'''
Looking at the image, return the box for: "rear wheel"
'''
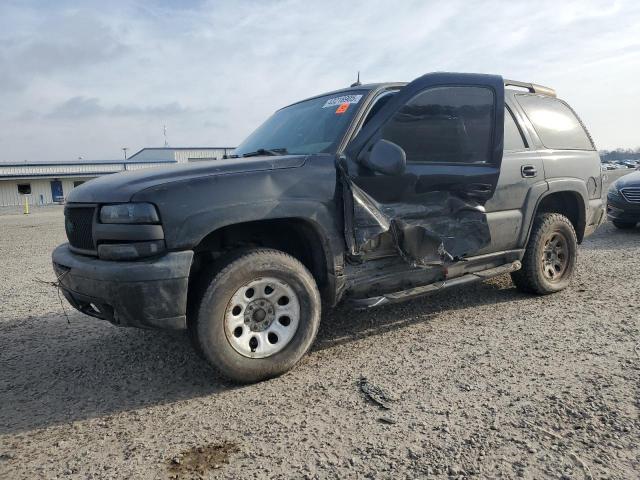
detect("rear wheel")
[191,248,321,383]
[511,213,577,295]
[612,220,636,230]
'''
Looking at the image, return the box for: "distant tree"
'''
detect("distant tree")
[599,148,640,163]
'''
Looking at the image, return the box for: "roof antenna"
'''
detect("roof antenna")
[350,71,361,87]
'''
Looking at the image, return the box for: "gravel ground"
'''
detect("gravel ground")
[1,188,639,479]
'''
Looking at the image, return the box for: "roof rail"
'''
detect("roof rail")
[504,79,556,97]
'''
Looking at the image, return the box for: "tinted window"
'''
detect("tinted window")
[504,107,526,151]
[517,95,593,150]
[362,91,397,127]
[380,86,495,164]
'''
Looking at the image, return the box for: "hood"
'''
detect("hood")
[67,155,307,203]
[613,170,640,190]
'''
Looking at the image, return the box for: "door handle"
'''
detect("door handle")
[521,165,537,178]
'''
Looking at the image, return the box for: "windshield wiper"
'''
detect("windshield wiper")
[241,147,288,158]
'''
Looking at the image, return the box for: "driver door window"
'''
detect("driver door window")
[380,86,495,164]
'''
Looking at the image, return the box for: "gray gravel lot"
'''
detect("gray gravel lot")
[1,174,639,479]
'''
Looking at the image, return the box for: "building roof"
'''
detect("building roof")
[0,159,175,167]
[0,147,237,179]
[127,147,235,162]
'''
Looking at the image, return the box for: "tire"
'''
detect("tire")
[612,220,636,230]
[511,213,578,295]
[191,248,321,383]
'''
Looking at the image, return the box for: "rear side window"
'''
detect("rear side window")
[380,86,495,164]
[516,95,594,150]
[504,107,526,151]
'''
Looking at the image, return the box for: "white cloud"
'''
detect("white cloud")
[0,0,638,161]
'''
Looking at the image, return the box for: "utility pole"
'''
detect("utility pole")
[122,147,128,160]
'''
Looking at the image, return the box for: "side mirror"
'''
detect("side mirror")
[362,139,406,175]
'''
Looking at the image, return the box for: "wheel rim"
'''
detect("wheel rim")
[541,231,569,282]
[224,276,300,359]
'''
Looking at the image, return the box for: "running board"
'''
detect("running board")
[349,260,521,309]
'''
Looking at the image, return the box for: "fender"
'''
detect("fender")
[181,200,344,275]
[132,155,345,278]
[520,178,588,246]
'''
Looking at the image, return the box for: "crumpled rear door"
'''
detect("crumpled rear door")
[341,72,505,267]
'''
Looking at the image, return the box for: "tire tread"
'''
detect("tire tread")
[511,213,577,295]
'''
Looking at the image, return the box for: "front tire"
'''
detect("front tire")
[511,213,577,295]
[191,248,321,383]
[612,220,636,230]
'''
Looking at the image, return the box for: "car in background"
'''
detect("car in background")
[607,170,640,229]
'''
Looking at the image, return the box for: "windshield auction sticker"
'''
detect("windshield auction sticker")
[335,103,350,114]
[322,94,363,108]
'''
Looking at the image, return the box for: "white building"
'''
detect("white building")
[0,147,234,207]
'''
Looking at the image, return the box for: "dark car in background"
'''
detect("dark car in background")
[608,171,640,229]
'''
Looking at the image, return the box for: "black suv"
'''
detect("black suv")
[53,72,604,382]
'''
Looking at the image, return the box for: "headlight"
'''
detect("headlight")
[608,183,622,198]
[100,203,160,224]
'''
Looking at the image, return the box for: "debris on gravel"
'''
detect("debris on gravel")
[167,442,240,478]
[358,376,396,410]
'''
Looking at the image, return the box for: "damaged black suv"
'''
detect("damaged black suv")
[53,72,604,382]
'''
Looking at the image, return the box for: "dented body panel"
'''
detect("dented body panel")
[340,73,505,266]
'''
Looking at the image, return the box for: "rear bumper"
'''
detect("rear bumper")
[52,243,193,330]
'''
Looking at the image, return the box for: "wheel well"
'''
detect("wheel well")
[188,219,329,306]
[535,191,585,243]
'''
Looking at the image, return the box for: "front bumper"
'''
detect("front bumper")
[52,243,193,330]
[607,196,640,223]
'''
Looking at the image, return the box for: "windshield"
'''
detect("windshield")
[234,90,367,156]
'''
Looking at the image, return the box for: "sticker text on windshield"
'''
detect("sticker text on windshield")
[322,95,363,108]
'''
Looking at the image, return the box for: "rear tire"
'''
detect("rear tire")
[191,248,321,383]
[511,213,577,295]
[612,220,636,230]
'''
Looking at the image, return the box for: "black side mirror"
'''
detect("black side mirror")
[362,139,406,176]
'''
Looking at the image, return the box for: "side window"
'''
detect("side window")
[504,107,526,151]
[17,184,31,194]
[380,86,495,164]
[516,95,594,150]
[362,91,397,127]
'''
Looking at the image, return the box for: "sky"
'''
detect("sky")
[0,0,639,162]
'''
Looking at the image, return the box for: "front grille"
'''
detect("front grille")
[64,206,95,250]
[621,187,640,204]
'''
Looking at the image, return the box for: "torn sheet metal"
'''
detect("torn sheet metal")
[346,179,491,267]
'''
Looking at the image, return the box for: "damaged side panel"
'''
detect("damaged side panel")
[345,178,491,266]
[341,72,505,267]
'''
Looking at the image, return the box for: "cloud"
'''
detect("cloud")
[0,9,128,91]
[0,0,639,161]
[46,96,191,119]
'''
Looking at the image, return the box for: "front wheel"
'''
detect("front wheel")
[511,213,578,295]
[191,248,321,383]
